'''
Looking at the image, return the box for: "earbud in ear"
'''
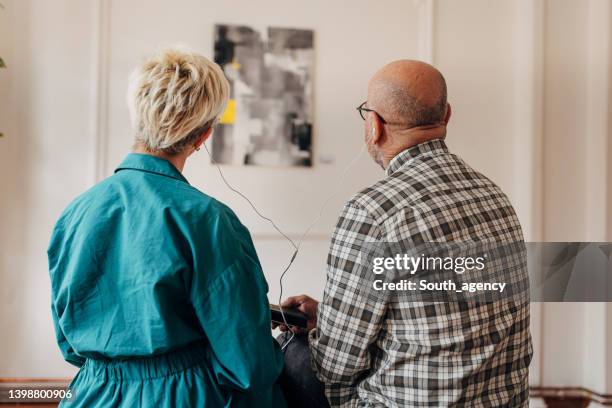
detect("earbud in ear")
[371,127,376,134]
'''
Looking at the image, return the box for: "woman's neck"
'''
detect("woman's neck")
[133,144,188,173]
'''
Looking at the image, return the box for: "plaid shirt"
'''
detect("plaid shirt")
[308,139,532,407]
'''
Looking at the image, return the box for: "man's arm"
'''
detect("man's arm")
[308,200,388,406]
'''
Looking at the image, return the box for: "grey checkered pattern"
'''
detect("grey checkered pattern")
[308,139,532,407]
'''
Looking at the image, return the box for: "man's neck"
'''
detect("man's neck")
[133,145,188,173]
[382,125,446,167]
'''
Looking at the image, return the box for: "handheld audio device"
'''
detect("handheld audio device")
[270,303,308,329]
[204,142,366,349]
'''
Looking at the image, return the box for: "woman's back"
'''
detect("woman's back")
[48,153,286,407]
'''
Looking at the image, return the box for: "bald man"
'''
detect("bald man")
[278,61,532,407]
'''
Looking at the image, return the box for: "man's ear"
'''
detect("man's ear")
[369,114,384,145]
[194,127,214,151]
[443,103,452,125]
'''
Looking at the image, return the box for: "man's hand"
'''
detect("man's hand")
[272,294,319,333]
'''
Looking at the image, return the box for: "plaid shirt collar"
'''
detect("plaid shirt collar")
[386,138,449,176]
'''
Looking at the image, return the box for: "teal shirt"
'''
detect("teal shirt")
[48,153,286,407]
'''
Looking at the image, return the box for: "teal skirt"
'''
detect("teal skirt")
[61,342,282,407]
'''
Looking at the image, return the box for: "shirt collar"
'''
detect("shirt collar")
[386,138,449,176]
[115,153,189,183]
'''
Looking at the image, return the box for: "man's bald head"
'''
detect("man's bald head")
[368,60,447,128]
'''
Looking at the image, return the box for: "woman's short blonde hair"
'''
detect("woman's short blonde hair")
[127,48,230,154]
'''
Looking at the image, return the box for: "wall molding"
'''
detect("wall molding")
[412,0,435,64]
[585,0,610,241]
[531,386,612,407]
[91,0,111,183]
[513,0,545,243]
[513,0,545,390]
[252,232,330,241]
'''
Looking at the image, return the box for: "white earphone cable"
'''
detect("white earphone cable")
[204,142,366,349]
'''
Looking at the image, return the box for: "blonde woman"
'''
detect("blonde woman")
[48,49,286,407]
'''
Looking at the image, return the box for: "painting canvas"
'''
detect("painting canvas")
[213,24,314,167]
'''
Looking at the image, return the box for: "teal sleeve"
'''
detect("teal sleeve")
[48,216,86,368]
[51,302,85,368]
[190,206,284,396]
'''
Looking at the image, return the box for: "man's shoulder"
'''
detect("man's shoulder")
[347,151,510,227]
[347,163,432,214]
[345,176,412,225]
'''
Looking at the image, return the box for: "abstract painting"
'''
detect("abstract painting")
[213,24,314,167]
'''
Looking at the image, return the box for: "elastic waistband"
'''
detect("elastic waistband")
[82,341,208,380]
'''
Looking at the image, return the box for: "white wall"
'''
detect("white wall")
[0,0,97,377]
[0,0,424,376]
[1,1,611,398]
[538,0,612,395]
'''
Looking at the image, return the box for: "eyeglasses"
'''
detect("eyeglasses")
[356,101,387,123]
